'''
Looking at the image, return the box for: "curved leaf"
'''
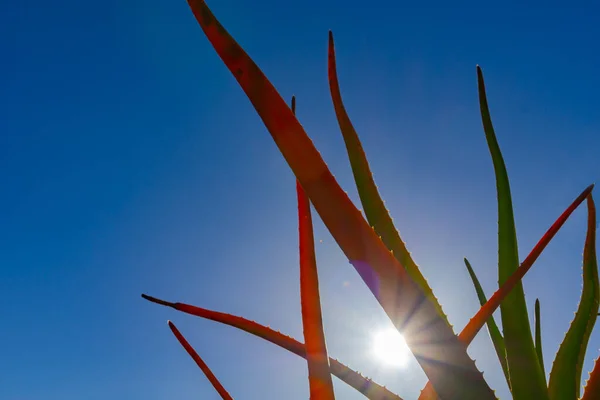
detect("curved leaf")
[327,31,448,325]
[168,321,234,400]
[534,299,546,382]
[459,184,592,345]
[143,294,402,400]
[463,258,510,388]
[477,65,548,400]
[548,194,598,399]
[419,184,592,399]
[185,1,495,398]
[295,97,336,400]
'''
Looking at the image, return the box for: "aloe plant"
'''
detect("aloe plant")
[143,1,600,399]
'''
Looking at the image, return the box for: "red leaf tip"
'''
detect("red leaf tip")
[141,293,175,308]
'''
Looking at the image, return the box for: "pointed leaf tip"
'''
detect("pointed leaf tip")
[186,2,494,397]
[142,293,174,308]
[151,294,401,399]
[534,298,547,384]
[548,193,598,399]
[457,183,593,345]
[168,321,234,400]
[297,181,336,399]
[477,62,548,399]
[463,258,510,388]
[326,16,451,327]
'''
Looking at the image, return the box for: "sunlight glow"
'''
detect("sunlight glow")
[372,328,410,368]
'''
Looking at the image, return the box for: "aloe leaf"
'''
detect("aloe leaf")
[295,97,336,400]
[533,298,547,385]
[327,31,448,325]
[458,184,592,345]
[534,300,546,379]
[477,65,548,399]
[185,1,495,398]
[548,194,599,399]
[298,181,336,399]
[582,355,600,400]
[143,294,402,400]
[168,321,234,400]
[419,184,592,400]
[463,258,510,387]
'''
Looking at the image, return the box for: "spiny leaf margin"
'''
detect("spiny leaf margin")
[477,65,548,400]
[327,30,448,325]
[419,184,593,399]
[463,258,510,387]
[548,194,598,399]
[144,294,403,400]
[184,1,496,398]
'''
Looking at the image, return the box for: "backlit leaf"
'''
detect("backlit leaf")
[327,31,448,325]
[534,299,546,382]
[477,65,548,400]
[548,194,598,399]
[295,96,336,400]
[419,184,592,399]
[184,1,495,398]
[582,355,600,400]
[143,294,402,400]
[168,321,233,400]
[463,258,510,387]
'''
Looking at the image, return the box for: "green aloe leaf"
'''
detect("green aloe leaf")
[534,299,546,382]
[548,194,599,399]
[419,185,592,400]
[327,31,449,325]
[185,1,496,398]
[463,258,510,388]
[477,66,548,400]
[168,321,234,400]
[457,185,592,346]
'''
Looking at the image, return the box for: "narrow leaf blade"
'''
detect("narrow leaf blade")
[463,258,510,388]
[327,31,448,325]
[185,2,495,398]
[296,97,336,400]
[534,299,546,381]
[419,184,592,400]
[459,184,592,345]
[168,321,234,400]
[477,65,548,400]
[548,194,599,399]
[143,294,402,400]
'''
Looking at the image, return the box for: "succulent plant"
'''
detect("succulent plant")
[143,1,599,399]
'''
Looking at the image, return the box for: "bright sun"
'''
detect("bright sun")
[372,328,410,368]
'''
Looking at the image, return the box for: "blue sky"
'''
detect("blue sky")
[1,0,599,399]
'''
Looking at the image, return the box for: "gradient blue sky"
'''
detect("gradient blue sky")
[1,0,599,399]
